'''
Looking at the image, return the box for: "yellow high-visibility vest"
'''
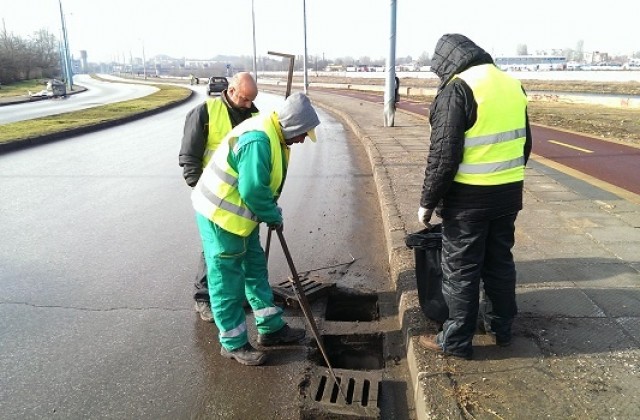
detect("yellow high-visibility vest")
[203,98,259,166]
[203,98,232,167]
[453,64,528,185]
[192,113,289,237]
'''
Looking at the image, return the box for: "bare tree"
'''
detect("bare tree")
[516,44,528,55]
[574,40,584,62]
[0,27,60,83]
[0,27,24,82]
[359,56,372,66]
[417,51,431,66]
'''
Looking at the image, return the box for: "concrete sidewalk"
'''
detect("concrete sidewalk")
[306,89,640,419]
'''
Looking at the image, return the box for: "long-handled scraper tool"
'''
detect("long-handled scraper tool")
[272,225,347,400]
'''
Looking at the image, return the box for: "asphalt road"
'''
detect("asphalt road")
[0,88,401,418]
[0,74,158,125]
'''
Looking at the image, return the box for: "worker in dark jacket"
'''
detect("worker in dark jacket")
[179,72,259,322]
[417,34,532,360]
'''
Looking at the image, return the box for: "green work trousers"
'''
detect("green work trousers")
[196,214,285,351]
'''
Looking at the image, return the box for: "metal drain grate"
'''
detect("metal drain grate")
[272,276,335,308]
[303,367,381,419]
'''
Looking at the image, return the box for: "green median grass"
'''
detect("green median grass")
[0,79,49,98]
[0,76,191,145]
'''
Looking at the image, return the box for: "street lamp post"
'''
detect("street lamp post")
[302,0,309,94]
[58,0,73,91]
[251,0,258,81]
[141,41,147,80]
[383,0,397,127]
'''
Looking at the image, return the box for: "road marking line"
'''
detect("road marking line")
[548,140,593,153]
[530,153,640,205]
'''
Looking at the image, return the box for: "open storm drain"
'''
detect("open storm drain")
[301,367,382,420]
[325,289,379,322]
[313,333,385,370]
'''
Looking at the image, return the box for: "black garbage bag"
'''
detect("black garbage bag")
[405,224,448,324]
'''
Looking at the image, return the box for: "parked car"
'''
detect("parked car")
[207,76,228,95]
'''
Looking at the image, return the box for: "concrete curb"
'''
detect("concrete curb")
[0,89,195,154]
[307,96,459,419]
[0,85,88,107]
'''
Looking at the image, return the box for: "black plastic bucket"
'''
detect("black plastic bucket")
[405,224,448,324]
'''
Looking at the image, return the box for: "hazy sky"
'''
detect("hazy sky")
[2,0,638,63]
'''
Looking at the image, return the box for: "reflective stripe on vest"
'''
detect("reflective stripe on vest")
[203,99,232,167]
[453,64,528,186]
[192,113,288,237]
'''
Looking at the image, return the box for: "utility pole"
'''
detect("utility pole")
[58,40,68,82]
[58,0,73,91]
[383,0,397,127]
[142,41,147,80]
[251,0,258,81]
[302,0,309,94]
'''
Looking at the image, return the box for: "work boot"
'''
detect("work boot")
[495,335,512,347]
[194,301,213,322]
[257,324,306,346]
[220,343,267,366]
[418,334,472,360]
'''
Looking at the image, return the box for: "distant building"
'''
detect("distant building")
[584,51,610,64]
[495,55,567,71]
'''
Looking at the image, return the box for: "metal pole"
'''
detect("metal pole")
[274,227,347,401]
[383,0,397,127]
[58,40,67,81]
[58,0,73,91]
[302,0,309,94]
[251,0,258,81]
[268,51,295,98]
[141,45,146,79]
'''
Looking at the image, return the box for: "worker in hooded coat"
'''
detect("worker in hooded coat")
[417,34,532,360]
[192,93,320,366]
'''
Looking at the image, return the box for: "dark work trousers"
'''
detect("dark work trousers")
[438,213,519,358]
[193,250,209,302]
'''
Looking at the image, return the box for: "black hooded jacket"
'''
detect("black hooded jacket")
[420,34,532,221]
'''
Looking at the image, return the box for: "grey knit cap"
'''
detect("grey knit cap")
[278,92,320,141]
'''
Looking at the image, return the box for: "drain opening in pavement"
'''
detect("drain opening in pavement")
[325,289,379,322]
[314,372,380,406]
[301,367,383,419]
[312,333,384,370]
